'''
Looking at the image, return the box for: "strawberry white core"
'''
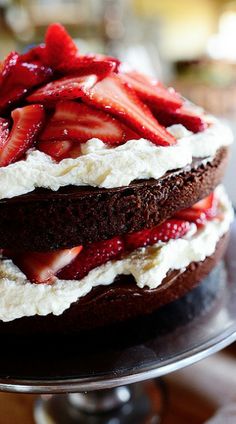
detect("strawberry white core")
[0,118,232,200]
[0,185,233,322]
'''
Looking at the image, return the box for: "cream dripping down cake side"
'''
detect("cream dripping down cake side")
[0,23,233,333]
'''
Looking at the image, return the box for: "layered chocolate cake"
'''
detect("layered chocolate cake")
[0,24,233,333]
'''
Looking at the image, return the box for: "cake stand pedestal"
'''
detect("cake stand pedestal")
[35,380,166,423]
[0,221,235,424]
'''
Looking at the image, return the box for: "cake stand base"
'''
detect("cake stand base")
[34,379,166,424]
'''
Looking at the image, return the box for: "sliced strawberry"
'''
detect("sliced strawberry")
[38,139,82,161]
[83,73,176,146]
[0,87,27,114]
[71,58,116,78]
[151,219,191,242]
[11,246,82,284]
[152,106,207,133]
[0,118,10,149]
[20,44,47,65]
[174,208,207,227]
[58,55,116,78]
[0,104,45,167]
[40,101,131,145]
[121,126,140,140]
[86,53,121,71]
[176,193,219,225]
[64,143,82,159]
[124,228,152,250]
[120,71,158,88]
[27,75,98,103]
[0,51,19,81]
[0,53,52,113]
[192,193,214,211]
[12,62,53,88]
[38,139,77,161]
[192,193,218,219]
[45,23,78,70]
[50,100,96,121]
[120,71,182,110]
[0,52,22,111]
[58,237,124,280]
[124,219,191,250]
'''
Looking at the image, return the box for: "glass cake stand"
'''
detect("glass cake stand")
[0,219,235,424]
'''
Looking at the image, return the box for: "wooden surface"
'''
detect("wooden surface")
[1,347,236,424]
[0,393,36,424]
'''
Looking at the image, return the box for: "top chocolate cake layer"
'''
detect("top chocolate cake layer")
[0,146,229,251]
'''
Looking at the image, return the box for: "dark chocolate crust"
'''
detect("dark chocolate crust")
[0,147,229,251]
[0,232,228,335]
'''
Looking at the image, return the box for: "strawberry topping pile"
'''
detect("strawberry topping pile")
[0,23,207,167]
[3,192,220,284]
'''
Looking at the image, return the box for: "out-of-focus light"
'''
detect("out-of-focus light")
[207,11,236,61]
[219,11,236,37]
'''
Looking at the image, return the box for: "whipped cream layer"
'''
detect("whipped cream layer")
[0,119,233,200]
[0,185,233,322]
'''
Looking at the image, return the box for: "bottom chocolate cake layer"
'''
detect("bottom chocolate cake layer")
[0,232,229,335]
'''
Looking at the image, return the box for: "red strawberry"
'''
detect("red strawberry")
[83,73,176,146]
[0,52,52,113]
[38,139,82,161]
[192,193,218,219]
[124,228,152,250]
[86,53,121,71]
[120,71,182,110]
[0,51,19,81]
[0,87,27,114]
[45,23,78,70]
[12,62,53,88]
[72,58,116,78]
[27,75,98,103]
[37,139,76,161]
[0,52,22,111]
[0,118,10,149]
[176,193,218,225]
[174,209,207,227]
[20,44,47,65]
[40,101,133,145]
[150,219,191,242]
[192,193,214,210]
[12,246,82,284]
[0,104,45,167]
[59,55,116,78]
[124,219,191,250]
[58,237,124,280]
[152,106,207,133]
[65,144,82,158]
[121,127,140,140]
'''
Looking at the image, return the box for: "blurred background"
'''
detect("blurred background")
[0,0,235,202]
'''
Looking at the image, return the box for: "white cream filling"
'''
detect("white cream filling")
[0,119,232,200]
[0,185,233,322]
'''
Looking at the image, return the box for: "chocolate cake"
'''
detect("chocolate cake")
[0,146,228,251]
[0,23,233,333]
